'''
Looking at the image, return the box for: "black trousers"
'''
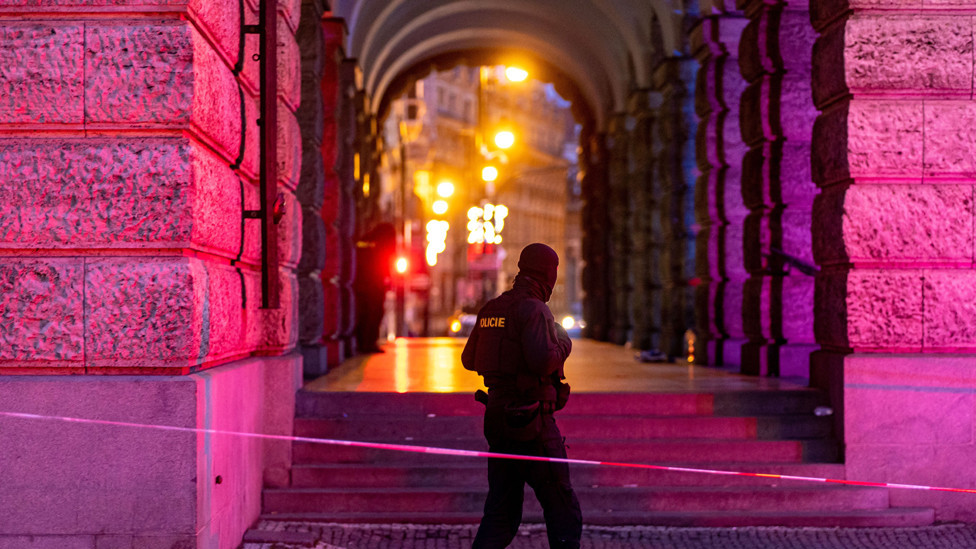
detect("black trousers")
[473,414,582,549]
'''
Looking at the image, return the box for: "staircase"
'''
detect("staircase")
[259,389,934,527]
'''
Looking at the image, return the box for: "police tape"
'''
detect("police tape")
[2,410,974,495]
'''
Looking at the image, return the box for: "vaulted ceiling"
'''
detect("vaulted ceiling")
[330,0,690,130]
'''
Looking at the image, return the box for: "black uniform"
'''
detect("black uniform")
[462,243,582,549]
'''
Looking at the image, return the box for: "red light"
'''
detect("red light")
[395,256,409,274]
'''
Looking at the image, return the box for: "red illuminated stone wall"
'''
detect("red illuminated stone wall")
[812,1,976,521]
[0,0,303,373]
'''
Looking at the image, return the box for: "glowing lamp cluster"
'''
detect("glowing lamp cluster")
[467,203,508,245]
[426,220,449,266]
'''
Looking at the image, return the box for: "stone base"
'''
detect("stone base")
[301,343,330,379]
[708,337,747,369]
[0,354,302,549]
[844,353,976,523]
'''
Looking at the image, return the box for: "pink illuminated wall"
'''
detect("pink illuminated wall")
[811,1,976,521]
[0,0,308,546]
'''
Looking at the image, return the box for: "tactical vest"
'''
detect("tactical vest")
[471,291,557,403]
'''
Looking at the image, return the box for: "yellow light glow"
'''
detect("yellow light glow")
[436,181,455,198]
[450,320,462,333]
[468,206,483,220]
[494,131,515,149]
[505,66,529,82]
[432,200,448,215]
[561,316,575,330]
[395,256,408,274]
[481,166,498,182]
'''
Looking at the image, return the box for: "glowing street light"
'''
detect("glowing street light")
[432,200,448,215]
[505,66,528,82]
[481,166,498,182]
[436,181,455,198]
[494,130,515,149]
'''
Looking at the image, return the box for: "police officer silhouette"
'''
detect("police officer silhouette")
[462,243,582,549]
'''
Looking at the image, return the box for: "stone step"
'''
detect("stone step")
[290,462,849,489]
[262,485,890,515]
[293,414,832,441]
[291,438,839,465]
[259,508,936,528]
[296,391,719,418]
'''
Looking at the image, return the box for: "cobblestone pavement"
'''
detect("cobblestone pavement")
[241,521,976,549]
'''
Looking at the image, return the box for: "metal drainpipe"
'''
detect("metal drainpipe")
[243,0,281,309]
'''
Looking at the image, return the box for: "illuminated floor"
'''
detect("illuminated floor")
[302,337,809,393]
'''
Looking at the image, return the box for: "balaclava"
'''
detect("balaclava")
[517,243,559,292]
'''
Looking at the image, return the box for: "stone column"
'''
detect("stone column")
[297,0,329,376]
[318,17,347,366]
[0,0,304,545]
[653,58,699,359]
[628,90,664,351]
[336,59,360,357]
[607,114,633,345]
[812,2,976,521]
[691,8,749,366]
[580,130,612,341]
[737,0,817,377]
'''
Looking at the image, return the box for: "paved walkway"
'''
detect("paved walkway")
[243,521,976,549]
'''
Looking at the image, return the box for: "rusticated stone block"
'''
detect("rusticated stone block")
[823,184,973,263]
[241,91,260,179]
[278,190,302,269]
[846,16,973,94]
[0,138,239,256]
[924,270,976,350]
[781,274,815,341]
[299,207,326,274]
[780,208,814,266]
[925,102,976,178]
[812,22,848,109]
[812,104,850,186]
[239,177,262,267]
[85,257,243,368]
[742,277,771,340]
[847,269,923,350]
[780,144,816,205]
[278,17,301,110]
[85,22,241,159]
[240,3,261,91]
[0,22,84,125]
[814,100,925,184]
[278,102,301,191]
[0,259,84,363]
[298,140,325,208]
[259,268,299,352]
[812,1,922,31]
[848,99,923,179]
[779,73,816,142]
[812,185,848,266]
[778,11,815,74]
[298,74,324,145]
[814,269,850,349]
[299,272,324,345]
[279,0,301,33]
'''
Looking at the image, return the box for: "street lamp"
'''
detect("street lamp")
[494,130,515,149]
[504,66,529,82]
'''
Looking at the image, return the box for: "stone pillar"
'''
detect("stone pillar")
[812,2,976,521]
[653,58,699,359]
[335,59,360,357]
[318,17,347,367]
[607,114,632,345]
[628,90,664,351]
[580,130,612,341]
[737,0,817,377]
[0,0,304,546]
[297,0,329,376]
[691,8,749,367]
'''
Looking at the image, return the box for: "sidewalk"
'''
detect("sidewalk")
[242,521,976,549]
